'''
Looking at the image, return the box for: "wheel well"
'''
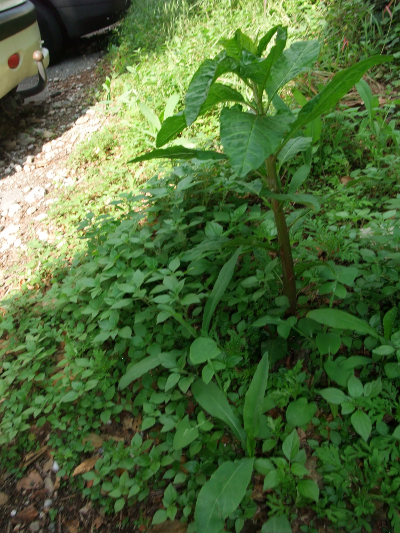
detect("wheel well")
[32,0,68,38]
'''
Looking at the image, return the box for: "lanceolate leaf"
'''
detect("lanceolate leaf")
[156,84,245,148]
[220,107,292,177]
[129,146,227,164]
[246,27,287,88]
[307,309,379,338]
[119,354,160,390]
[278,137,312,166]
[262,191,320,211]
[156,112,186,147]
[281,55,393,150]
[185,52,238,126]
[257,25,283,57]
[192,379,246,447]
[243,352,269,455]
[202,247,242,334]
[195,458,254,533]
[264,40,320,100]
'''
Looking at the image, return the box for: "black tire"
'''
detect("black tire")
[32,1,64,64]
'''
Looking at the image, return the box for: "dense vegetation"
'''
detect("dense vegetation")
[1,0,400,531]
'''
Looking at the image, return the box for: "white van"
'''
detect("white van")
[0,0,49,109]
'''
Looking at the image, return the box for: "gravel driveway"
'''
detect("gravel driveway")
[0,35,112,297]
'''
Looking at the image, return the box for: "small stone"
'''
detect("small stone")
[37,230,49,241]
[43,499,52,509]
[44,477,54,494]
[11,510,17,517]
[23,186,32,193]
[14,164,22,172]
[29,521,41,533]
[24,165,32,173]
[25,187,46,204]
[24,155,34,165]
[52,461,59,473]
[8,204,21,217]
[35,214,47,222]
[27,206,37,215]
[14,239,22,248]
[48,523,56,533]
[42,130,53,139]
[0,224,19,239]
[1,139,16,150]
[0,492,9,505]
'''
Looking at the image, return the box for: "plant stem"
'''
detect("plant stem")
[265,155,297,315]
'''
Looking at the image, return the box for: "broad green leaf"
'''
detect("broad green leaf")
[307,309,379,338]
[281,55,393,150]
[220,29,257,59]
[254,458,275,475]
[156,112,186,147]
[190,337,221,365]
[118,326,132,339]
[195,458,254,533]
[119,354,160,390]
[282,429,300,461]
[265,40,320,100]
[286,398,317,427]
[246,27,287,87]
[257,25,284,57]
[129,146,227,164]
[263,470,281,490]
[363,377,382,398]
[192,379,246,447]
[152,509,167,525]
[185,53,237,126]
[114,498,125,513]
[373,344,395,357]
[383,307,397,339]
[316,333,341,356]
[261,514,292,533]
[298,479,319,502]
[262,190,320,211]
[385,363,400,378]
[351,410,372,442]
[319,387,348,405]
[291,463,310,477]
[347,375,363,399]
[202,247,242,334]
[243,352,269,456]
[392,425,400,440]
[278,138,312,167]
[220,107,292,177]
[173,416,199,450]
[60,391,80,403]
[157,84,245,147]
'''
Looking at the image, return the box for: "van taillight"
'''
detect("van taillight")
[8,54,20,69]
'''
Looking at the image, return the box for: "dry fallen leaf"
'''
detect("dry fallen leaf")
[16,471,43,491]
[65,519,79,533]
[79,502,92,515]
[340,175,353,185]
[72,457,98,476]
[82,433,104,449]
[148,521,187,533]
[0,492,9,505]
[21,446,48,468]
[93,516,104,529]
[11,505,38,523]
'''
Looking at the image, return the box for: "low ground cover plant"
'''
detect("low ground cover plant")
[1,0,400,532]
